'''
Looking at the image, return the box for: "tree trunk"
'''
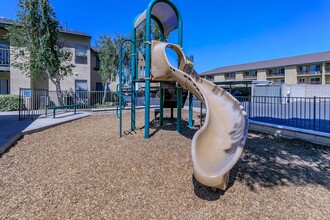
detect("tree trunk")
[48,72,64,106]
[102,81,108,104]
[54,79,64,106]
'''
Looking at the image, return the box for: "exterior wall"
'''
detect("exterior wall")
[284,65,297,84]
[322,62,326,84]
[10,67,31,94]
[326,75,330,84]
[31,72,49,90]
[214,73,225,81]
[282,84,330,97]
[48,34,91,92]
[90,51,102,91]
[236,72,244,80]
[257,69,267,80]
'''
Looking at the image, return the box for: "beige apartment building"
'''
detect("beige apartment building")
[0,18,105,95]
[200,51,330,85]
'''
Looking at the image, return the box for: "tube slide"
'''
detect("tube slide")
[151,40,248,190]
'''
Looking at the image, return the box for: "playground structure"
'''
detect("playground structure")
[117,0,249,190]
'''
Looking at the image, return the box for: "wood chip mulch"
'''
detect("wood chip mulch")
[0,110,329,219]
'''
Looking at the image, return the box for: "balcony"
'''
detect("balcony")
[243,74,257,79]
[0,48,10,71]
[297,71,322,76]
[224,74,235,80]
[267,73,284,78]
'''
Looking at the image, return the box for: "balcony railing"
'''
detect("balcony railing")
[297,71,322,75]
[243,75,257,79]
[0,48,10,66]
[224,76,235,80]
[267,73,285,77]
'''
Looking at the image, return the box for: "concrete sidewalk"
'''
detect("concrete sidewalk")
[0,111,91,154]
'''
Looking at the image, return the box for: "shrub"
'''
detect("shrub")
[0,95,21,111]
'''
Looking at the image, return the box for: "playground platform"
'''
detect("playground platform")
[0,111,91,154]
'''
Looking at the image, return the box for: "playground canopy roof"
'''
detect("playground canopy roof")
[134,2,178,34]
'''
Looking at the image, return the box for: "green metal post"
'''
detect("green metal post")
[145,6,152,139]
[177,85,182,132]
[142,0,183,138]
[119,39,137,138]
[131,34,136,131]
[188,91,193,127]
[160,83,164,126]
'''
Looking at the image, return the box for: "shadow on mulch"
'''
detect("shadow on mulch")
[232,133,330,191]
[125,117,330,200]
[149,117,198,140]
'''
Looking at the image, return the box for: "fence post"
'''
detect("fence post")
[248,95,251,118]
[18,88,21,121]
[313,96,316,131]
[45,89,48,116]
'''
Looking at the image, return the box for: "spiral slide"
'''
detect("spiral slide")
[151,40,249,190]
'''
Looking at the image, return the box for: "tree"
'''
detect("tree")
[135,20,169,55]
[96,33,131,104]
[6,0,73,106]
[96,22,167,104]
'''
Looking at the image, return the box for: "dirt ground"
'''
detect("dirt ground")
[0,110,329,219]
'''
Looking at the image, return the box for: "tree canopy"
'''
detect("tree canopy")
[6,0,73,105]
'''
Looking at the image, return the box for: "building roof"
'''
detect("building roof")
[91,46,100,53]
[0,18,91,38]
[200,50,330,75]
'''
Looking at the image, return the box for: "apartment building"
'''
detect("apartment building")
[0,18,104,95]
[200,51,330,85]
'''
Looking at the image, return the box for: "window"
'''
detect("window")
[0,39,9,66]
[298,78,306,84]
[268,68,285,76]
[244,71,257,78]
[326,63,330,73]
[0,79,8,94]
[96,82,103,91]
[310,64,321,73]
[205,75,214,81]
[310,78,321,84]
[75,45,88,64]
[299,66,307,73]
[275,79,284,85]
[95,56,100,69]
[75,80,88,91]
[278,68,285,75]
[225,73,235,79]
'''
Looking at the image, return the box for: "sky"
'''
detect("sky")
[1,0,330,73]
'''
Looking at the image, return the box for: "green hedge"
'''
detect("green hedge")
[0,95,21,111]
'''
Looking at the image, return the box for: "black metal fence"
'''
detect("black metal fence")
[18,89,160,120]
[19,88,48,120]
[17,89,330,134]
[236,96,330,133]
[46,90,160,109]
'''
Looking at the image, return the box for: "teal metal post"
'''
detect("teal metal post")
[177,85,182,132]
[119,39,137,137]
[119,71,123,138]
[188,91,193,127]
[131,36,136,132]
[160,83,164,126]
[143,0,183,138]
[144,6,152,139]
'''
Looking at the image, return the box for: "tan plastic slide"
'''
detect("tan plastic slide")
[151,40,249,190]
